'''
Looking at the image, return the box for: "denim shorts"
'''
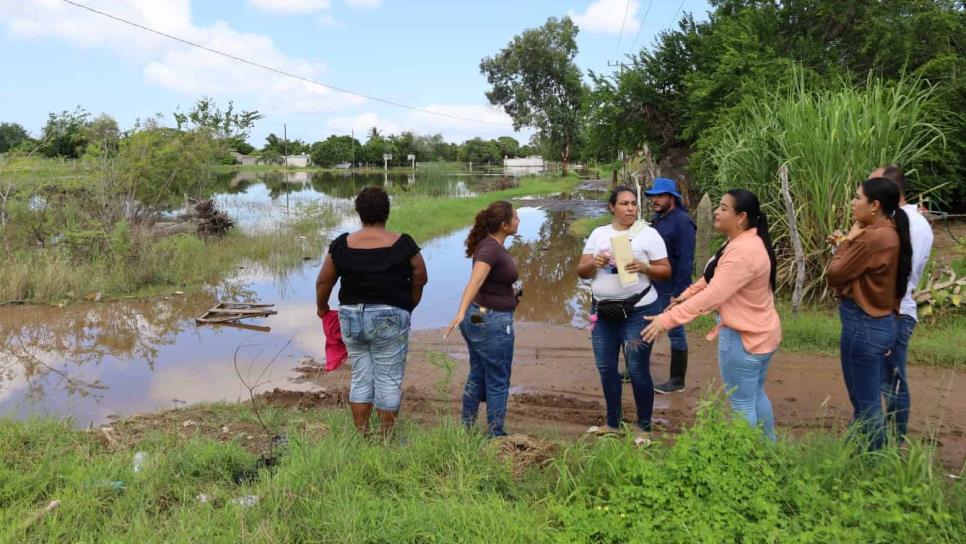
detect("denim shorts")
[338,304,411,411]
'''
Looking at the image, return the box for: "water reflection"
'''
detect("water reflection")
[0,203,596,425]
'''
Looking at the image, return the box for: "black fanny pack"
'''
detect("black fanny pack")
[593,285,651,321]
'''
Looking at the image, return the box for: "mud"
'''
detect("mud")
[298,323,965,469]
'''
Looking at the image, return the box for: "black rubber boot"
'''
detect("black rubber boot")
[654,349,688,394]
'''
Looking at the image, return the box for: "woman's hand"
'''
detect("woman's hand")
[826,229,846,247]
[624,260,650,274]
[316,305,329,319]
[640,316,666,344]
[592,253,609,269]
[443,316,462,339]
[666,296,684,311]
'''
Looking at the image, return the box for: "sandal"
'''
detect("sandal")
[585,425,622,436]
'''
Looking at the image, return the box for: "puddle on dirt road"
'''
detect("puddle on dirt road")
[0,184,604,426]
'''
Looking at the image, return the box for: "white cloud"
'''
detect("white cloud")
[327,112,401,136]
[0,0,363,115]
[248,0,331,14]
[327,104,526,143]
[569,0,641,35]
[344,0,382,8]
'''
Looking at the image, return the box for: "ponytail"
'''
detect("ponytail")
[893,208,912,299]
[725,189,777,291]
[465,200,514,258]
[862,177,912,299]
[754,212,778,291]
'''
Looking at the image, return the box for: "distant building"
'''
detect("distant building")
[504,156,545,176]
[285,154,311,168]
[231,151,259,166]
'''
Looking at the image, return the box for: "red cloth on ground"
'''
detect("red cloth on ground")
[321,310,348,371]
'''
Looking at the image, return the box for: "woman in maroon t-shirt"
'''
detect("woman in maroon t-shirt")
[444,201,521,437]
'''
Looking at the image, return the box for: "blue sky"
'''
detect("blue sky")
[0,0,710,146]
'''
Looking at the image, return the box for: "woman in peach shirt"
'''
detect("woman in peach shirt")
[642,189,781,440]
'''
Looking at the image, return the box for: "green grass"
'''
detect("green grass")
[684,303,965,368]
[0,203,339,304]
[1,400,962,543]
[568,214,611,237]
[388,174,580,242]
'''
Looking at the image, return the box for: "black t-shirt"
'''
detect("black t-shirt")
[329,233,421,312]
[473,236,519,311]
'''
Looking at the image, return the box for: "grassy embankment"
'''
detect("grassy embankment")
[570,215,964,368]
[0,158,341,304]
[1,399,962,542]
[387,174,580,242]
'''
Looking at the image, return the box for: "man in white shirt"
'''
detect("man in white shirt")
[870,165,934,442]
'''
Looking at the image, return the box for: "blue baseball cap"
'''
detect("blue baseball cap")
[643,177,682,199]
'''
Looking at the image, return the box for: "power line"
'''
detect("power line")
[627,0,654,54]
[58,0,511,127]
[667,0,687,29]
[613,0,631,56]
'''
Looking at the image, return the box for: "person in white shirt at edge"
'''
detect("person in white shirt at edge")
[869,165,933,444]
[576,186,671,445]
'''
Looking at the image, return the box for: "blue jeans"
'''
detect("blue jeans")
[338,304,411,412]
[717,325,776,441]
[591,299,661,431]
[657,292,688,351]
[459,304,515,437]
[883,315,916,440]
[839,299,896,450]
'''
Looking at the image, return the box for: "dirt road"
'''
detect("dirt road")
[299,322,964,469]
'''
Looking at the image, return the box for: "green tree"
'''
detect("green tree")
[495,136,520,158]
[361,128,395,165]
[459,138,501,165]
[173,97,262,147]
[310,135,361,167]
[480,16,586,174]
[41,107,90,158]
[0,122,30,153]
[82,114,121,157]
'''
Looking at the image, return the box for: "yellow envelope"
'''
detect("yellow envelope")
[610,234,638,287]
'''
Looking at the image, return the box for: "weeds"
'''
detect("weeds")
[1,401,962,543]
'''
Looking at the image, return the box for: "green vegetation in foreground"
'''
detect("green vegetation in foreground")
[1,401,962,543]
[0,203,338,304]
[387,174,580,242]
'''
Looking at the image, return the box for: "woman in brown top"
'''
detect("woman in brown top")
[827,177,912,450]
[443,201,521,437]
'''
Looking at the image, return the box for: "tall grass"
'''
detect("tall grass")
[699,73,947,299]
[1,401,962,542]
[0,203,340,304]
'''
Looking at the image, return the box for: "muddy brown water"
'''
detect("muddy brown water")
[0,179,605,425]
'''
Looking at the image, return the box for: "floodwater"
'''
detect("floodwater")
[0,171,604,426]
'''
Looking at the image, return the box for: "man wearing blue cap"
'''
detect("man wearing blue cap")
[645,177,696,394]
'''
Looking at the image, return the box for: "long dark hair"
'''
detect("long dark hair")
[726,189,777,291]
[465,200,514,257]
[862,177,912,299]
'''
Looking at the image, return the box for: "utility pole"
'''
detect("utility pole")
[607,60,627,75]
[284,123,289,213]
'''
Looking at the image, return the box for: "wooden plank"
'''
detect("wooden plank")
[217,302,275,308]
[204,308,278,316]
